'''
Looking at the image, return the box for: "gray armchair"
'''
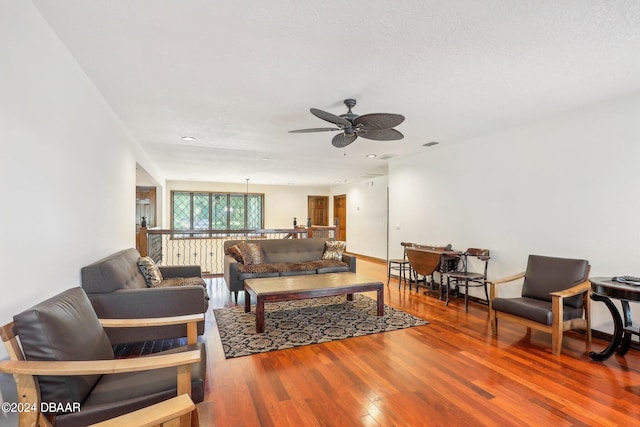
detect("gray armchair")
[489,255,591,356]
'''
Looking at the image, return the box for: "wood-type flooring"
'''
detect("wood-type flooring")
[196,258,640,426]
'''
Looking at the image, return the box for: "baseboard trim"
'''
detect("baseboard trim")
[346,252,386,265]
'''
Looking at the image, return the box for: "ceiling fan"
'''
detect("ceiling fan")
[289,99,405,148]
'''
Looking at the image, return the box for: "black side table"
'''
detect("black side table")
[589,277,640,361]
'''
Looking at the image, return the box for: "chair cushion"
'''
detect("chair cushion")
[53,343,206,427]
[492,297,585,325]
[522,255,589,308]
[13,287,114,405]
[137,256,164,287]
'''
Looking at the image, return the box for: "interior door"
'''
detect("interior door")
[307,195,329,226]
[333,194,347,241]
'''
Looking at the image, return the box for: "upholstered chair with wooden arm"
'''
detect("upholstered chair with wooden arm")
[489,255,591,356]
[0,287,205,427]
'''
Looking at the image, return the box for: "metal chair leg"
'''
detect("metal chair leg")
[464,279,469,312]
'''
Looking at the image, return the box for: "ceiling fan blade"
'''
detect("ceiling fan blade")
[331,132,358,148]
[310,108,352,127]
[358,128,404,141]
[353,113,405,130]
[289,127,341,133]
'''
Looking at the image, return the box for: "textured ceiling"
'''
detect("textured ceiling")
[33,0,640,186]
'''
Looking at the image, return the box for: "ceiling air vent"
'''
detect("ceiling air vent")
[423,141,439,147]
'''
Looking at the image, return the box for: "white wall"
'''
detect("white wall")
[0,1,164,359]
[166,180,329,229]
[331,176,389,260]
[389,92,640,333]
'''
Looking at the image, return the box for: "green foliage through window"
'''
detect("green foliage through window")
[171,191,264,230]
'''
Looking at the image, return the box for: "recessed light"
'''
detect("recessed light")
[181,136,196,141]
[261,157,270,161]
[366,154,377,158]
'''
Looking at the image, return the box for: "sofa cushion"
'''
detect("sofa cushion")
[225,244,244,263]
[160,277,207,288]
[315,260,350,273]
[322,240,347,261]
[160,277,210,301]
[276,262,317,272]
[239,242,265,265]
[280,269,317,276]
[224,238,328,264]
[13,287,114,405]
[238,263,280,274]
[137,256,164,287]
[238,260,349,276]
[239,271,281,280]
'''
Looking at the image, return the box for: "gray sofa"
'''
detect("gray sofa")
[81,248,208,344]
[223,238,356,302]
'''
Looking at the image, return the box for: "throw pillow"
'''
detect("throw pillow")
[225,244,244,263]
[238,242,264,265]
[322,240,347,261]
[137,256,164,287]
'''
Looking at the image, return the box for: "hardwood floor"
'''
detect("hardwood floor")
[197,259,640,426]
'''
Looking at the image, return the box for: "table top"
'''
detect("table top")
[590,277,640,301]
[407,247,462,256]
[245,272,382,295]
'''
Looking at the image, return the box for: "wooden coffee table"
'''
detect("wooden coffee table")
[244,272,384,333]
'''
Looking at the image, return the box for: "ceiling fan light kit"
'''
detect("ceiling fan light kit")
[289,99,405,148]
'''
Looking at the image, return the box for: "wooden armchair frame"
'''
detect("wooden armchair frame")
[0,313,204,427]
[489,272,591,356]
[89,394,196,427]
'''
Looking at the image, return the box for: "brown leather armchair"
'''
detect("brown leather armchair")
[489,255,591,356]
[0,287,205,427]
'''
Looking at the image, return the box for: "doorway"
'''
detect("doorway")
[333,194,347,241]
[136,186,157,228]
[307,196,329,226]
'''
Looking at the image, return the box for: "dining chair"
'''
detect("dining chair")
[387,242,415,288]
[445,248,490,312]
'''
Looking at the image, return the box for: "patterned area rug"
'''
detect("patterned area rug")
[213,294,428,358]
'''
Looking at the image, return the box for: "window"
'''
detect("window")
[171,191,264,230]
